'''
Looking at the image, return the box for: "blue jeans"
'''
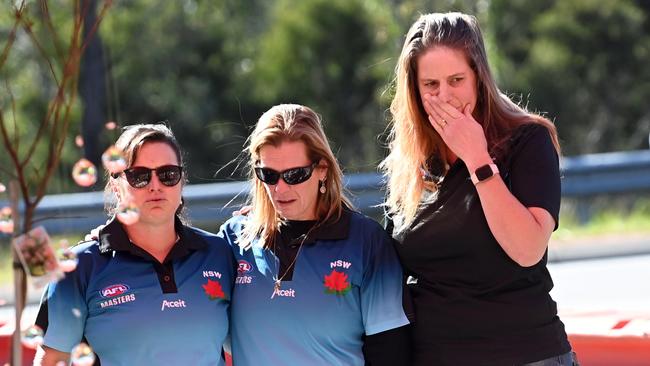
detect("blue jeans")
[520,351,579,366]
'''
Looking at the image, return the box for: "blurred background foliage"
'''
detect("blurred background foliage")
[1,0,649,194]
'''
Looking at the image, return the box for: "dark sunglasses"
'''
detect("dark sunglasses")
[254,162,319,185]
[112,165,183,188]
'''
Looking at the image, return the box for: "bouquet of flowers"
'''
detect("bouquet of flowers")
[13,226,63,287]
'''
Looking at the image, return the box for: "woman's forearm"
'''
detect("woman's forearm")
[474,175,555,267]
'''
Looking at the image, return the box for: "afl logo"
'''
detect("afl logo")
[237,260,252,274]
[101,284,130,298]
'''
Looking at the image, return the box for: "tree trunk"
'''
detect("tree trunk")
[80,0,107,170]
[10,180,25,366]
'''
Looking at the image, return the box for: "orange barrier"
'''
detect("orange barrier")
[0,329,231,366]
[569,334,650,366]
[1,314,648,366]
[0,334,37,366]
[0,312,232,365]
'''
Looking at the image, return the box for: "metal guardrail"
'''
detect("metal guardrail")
[1,150,649,235]
[560,150,650,196]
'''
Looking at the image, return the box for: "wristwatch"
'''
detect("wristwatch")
[470,163,499,185]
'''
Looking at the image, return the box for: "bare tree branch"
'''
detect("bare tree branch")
[1,3,113,361]
[21,106,53,168]
[40,0,65,61]
[20,17,61,86]
[0,114,20,175]
[14,6,59,168]
[34,9,85,206]
[28,164,42,184]
[0,8,22,71]
[2,76,20,149]
[0,165,16,178]
[2,0,114,232]
[0,113,32,210]
[79,0,112,55]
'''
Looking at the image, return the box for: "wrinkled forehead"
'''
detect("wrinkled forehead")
[256,140,312,170]
[131,141,181,168]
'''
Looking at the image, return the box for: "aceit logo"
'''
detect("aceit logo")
[237,260,252,274]
[100,284,130,298]
[272,287,296,298]
[161,299,187,311]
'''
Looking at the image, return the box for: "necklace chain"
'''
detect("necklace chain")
[270,229,311,299]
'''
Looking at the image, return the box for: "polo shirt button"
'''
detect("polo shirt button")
[163,275,171,282]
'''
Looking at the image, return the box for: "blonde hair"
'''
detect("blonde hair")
[240,104,353,248]
[380,12,560,226]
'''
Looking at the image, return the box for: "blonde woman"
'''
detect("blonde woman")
[381,12,577,366]
[219,104,410,366]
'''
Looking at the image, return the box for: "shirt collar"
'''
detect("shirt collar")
[98,216,206,261]
[300,207,352,245]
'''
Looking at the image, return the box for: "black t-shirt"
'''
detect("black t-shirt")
[391,124,570,366]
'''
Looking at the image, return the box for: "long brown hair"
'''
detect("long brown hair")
[381,12,560,226]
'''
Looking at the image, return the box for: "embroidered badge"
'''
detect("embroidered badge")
[202,279,226,300]
[324,269,351,295]
[98,284,135,308]
[237,260,252,274]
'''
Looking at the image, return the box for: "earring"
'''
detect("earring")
[319,180,326,194]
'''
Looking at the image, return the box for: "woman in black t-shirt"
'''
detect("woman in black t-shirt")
[381,12,578,366]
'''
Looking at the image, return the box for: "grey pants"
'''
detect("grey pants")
[520,351,579,366]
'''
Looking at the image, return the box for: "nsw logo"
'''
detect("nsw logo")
[237,260,252,274]
[100,284,130,298]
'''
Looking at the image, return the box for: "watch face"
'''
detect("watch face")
[475,164,494,181]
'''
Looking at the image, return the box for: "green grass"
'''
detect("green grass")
[553,200,650,241]
[0,243,12,285]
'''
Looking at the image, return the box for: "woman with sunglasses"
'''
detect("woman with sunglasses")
[35,124,235,365]
[218,104,411,366]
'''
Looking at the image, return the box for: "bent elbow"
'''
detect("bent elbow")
[497,231,550,267]
[515,256,543,268]
[513,248,546,267]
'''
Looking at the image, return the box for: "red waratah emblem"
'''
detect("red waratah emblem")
[324,269,351,295]
[202,279,226,300]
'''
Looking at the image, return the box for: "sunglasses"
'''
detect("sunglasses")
[254,162,319,185]
[112,165,183,188]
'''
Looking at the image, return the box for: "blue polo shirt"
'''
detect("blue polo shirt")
[36,217,235,366]
[219,210,409,366]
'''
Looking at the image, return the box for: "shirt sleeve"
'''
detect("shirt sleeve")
[508,124,561,229]
[362,325,411,366]
[40,256,89,353]
[361,222,410,335]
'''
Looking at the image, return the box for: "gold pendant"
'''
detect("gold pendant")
[271,279,281,299]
